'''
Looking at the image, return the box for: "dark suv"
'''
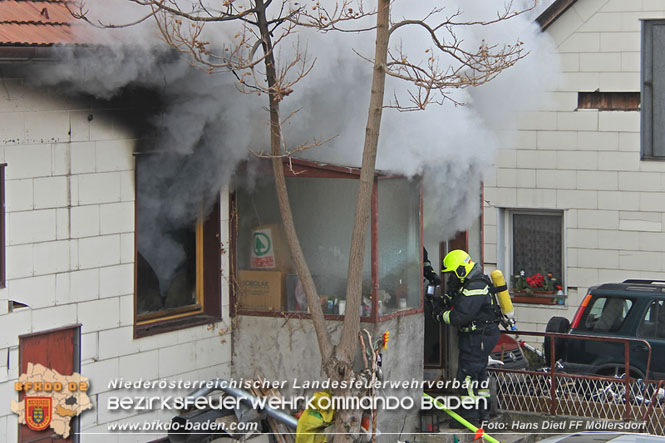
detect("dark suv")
[545,279,665,381]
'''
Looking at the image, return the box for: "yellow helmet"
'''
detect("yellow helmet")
[442,249,475,281]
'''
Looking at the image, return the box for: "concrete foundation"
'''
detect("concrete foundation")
[232,313,424,435]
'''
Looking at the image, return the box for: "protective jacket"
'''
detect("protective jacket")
[439,264,498,330]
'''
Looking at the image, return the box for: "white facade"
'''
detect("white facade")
[0,75,232,441]
[484,0,665,332]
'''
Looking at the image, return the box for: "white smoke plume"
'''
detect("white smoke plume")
[32,0,558,287]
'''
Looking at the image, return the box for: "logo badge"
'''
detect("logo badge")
[25,397,52,431]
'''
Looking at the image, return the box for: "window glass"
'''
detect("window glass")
[642,20,665,159]
[235,176,371,315]
[135,154,202,319]
[512,213,563,290]
[378,177,421,314]
[579,296,634,333]
[638,299,665,339]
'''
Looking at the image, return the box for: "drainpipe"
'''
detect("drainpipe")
[187,379,298,429]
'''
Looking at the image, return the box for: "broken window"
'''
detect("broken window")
[234,160,422,320]
[642,20,665,159]
[134,153,221,336]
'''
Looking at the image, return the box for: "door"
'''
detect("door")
[424,232,467,371]
[635,297,665,380]
[19,325,81,443]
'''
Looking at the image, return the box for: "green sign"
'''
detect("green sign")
[253,232,271,257]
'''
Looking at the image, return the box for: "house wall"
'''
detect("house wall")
[484,0,665,334]
[232,314,423,435]
[0,73,232,442]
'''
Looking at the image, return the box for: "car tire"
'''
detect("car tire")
[544,316,570,366]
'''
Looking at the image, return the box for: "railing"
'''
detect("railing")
[489,331,665,435]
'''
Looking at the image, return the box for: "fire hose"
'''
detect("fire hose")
[422,393,500,443]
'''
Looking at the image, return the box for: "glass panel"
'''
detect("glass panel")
[579,296,634,333]
[235,175,371,315]
[651,23,665,157]
[512,213,563,290]
[378,177,421,315]
[639,299,665,339]
[136,154,198,317]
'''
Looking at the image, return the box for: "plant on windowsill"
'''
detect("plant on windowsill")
[511,271,562,305]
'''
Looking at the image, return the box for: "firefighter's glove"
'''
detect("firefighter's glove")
[424,262,441,287]
[434,309,452,324]
[442,291,453,310]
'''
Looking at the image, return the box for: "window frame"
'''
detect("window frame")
[498,208,566,305]
[641,19,665,160]
[133,156,221,338]
[230,158,424,323]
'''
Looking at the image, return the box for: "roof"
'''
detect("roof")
[0,0,78,46]
[536,0,578,30]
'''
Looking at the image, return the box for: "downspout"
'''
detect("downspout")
[187,379,298,429]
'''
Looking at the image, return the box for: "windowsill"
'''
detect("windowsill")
[511,292,567,306]
[236,306,423,322]
[134,313,221,338]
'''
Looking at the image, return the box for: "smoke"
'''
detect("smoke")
[32,0,558,288]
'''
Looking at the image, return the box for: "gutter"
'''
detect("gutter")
[0,46,56,62]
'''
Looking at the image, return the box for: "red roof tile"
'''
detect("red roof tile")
[0,0,79,46]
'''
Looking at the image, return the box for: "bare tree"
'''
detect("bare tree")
[71,0,531,438]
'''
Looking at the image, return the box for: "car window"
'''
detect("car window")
[578,296,634,333]
[638,299,665,339]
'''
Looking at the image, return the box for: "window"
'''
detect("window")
[499,210,565,304]
[578,296,634,333]
[513,213,563,284]
[642,20,665,159]
[233,159,422,320]
[134,154,221,337]
[638,299,665,339]
[578,91,640,111]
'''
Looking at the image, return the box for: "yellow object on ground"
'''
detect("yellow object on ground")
[295,391,335,443]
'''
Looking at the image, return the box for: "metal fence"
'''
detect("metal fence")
[488,331,665,435]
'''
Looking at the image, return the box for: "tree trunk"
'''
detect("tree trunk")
[256,0,391,438]
[331,0,391,440]
[254,0,333,362]
[336,0,390,368]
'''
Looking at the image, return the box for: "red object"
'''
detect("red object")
[25,397,52,431]
[491,333,521,354]
[570,292,592,329]
[526,273,545,289]
[19,325,78,443]
[474,428,485,440]
[361,415,370,431]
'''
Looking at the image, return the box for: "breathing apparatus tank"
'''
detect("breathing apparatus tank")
[490,269,517,331]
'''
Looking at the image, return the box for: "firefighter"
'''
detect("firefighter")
[435,249,500,427]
